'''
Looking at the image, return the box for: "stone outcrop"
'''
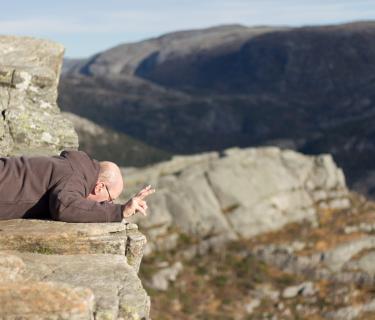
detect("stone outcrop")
[0,35,78,156]
[247,200,375,319]
[0,35,150,319]
[121,147,350,254]
[0,279,95,320]
[142,183,375,319]
[0,220,150,319]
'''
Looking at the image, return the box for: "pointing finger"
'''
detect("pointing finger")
[138,188,156,200]
[136,185,152,196]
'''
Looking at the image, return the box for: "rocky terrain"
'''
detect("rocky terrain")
[0,220,149,319]
[118,148,375,319]
[59,21,375,198]
[142,192,375,319]
[0,36,151,320]
[120,147,350,254]
[3,29,375,320]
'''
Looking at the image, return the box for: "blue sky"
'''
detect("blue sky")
[1,0,375,58]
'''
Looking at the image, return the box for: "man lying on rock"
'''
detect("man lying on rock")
[0,150,155,222]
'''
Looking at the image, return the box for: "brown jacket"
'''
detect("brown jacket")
[0,150,123,223]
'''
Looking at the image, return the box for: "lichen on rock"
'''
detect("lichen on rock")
[0,35,78,156]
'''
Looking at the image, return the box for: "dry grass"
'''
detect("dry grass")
[141,193,375,319]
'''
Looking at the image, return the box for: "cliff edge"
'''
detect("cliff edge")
[0,36,150,320]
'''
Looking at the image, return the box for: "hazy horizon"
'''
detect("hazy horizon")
[61,20,374,60]
[1,0,375,58]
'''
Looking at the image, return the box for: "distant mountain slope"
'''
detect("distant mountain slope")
[63,112,170,167]
[59,21,375,198]
[135,21,375,94]
[64,25,282,78]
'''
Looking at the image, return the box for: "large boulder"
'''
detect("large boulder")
[121,147,350,252]
[0,35,78,156]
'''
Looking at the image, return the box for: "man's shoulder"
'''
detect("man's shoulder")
[59,150,97,166]
[60,150,92,159]
[59,150,99,183]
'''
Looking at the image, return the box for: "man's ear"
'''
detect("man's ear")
[94,181,105,194]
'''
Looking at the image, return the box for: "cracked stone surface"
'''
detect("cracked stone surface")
[0,35,78,156]
[0,219,146,272]
[0,220,150,319]
[0,219,129,255]
[0,280,96,320]
[10,252,150,320]
[121,147,350,252]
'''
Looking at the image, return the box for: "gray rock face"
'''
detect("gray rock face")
[16,252,149,320]
[0,278,96,320]
[0,219,145,265]
[0,220,150,319]
[0,35,149,319]
[122,147,349,252]
[0,35,78,156]
[0,252,25,282]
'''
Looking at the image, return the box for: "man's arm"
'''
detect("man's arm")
[48,177,123,223]
[49,179,155,223]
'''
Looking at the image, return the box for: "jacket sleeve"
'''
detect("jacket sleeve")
[48,176,123,223]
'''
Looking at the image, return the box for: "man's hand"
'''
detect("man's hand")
[123,185,156,218]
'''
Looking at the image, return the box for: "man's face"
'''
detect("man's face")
[87,178,123,203]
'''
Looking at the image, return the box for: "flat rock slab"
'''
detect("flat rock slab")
[0,219,147,274]
[0,251,150,320]
[0,219,150,319]
[0,252,25,282]
[0,280,95,320]
[0,219,135,255]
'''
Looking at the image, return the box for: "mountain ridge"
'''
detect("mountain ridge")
[59,20,375,198]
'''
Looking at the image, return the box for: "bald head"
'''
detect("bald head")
[98,161,124,198]
[87,161,124,202]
